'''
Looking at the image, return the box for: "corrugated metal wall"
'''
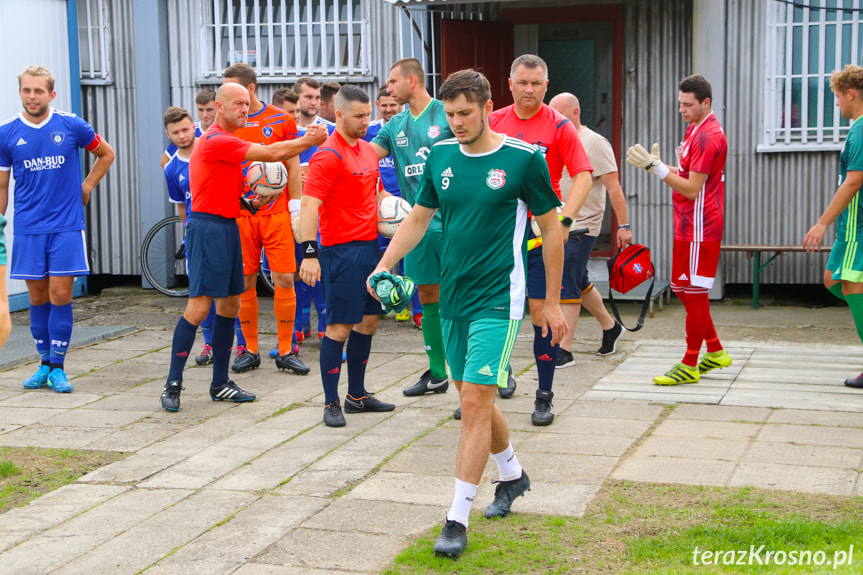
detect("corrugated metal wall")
[722,0,837,284]
[621,0,693,284]
[81,0,139,275]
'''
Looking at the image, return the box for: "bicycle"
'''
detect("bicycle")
[141,215,276,297]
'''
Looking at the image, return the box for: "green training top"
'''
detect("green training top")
[415,136,561,322]
[372,99,453,231]
[838,117,863,243]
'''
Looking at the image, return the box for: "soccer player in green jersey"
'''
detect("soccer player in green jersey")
[804,64,863,387]
[370,58,457,398]
[369,69,567,559]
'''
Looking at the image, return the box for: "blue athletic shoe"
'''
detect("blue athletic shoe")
[23,365,50,389]
[47,369,73,393]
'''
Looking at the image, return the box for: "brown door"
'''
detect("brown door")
[440,20,513,109]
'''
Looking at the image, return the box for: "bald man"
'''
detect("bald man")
[548,92,630,366]
[159,83,326,412]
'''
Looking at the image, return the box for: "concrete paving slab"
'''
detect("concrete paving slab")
[743,441,863,469]
[53,490,257,575]
[517,452,618,485]
[721,389,863,412]
[612,456,737,486]
[652,419,761,440]
[562,400,666,420]
[767,409,863,427]
[518,433,637,457]
[275,468,370,498]
[138,443,265,489]
[234,565,367,575]
[38,408,150,428]
[538,415,654,438]
[634,436,749,461]
[303,499,442,536]
[581,389,723,404]
[756,423,863,448]
[381,445,464,477]
[255,528,409,573]
[0,325,136,370]
[0,424,115,449]
[729,462,858,495]
[143,495,328,575]
[495,482,601,517]
[0,391,101,409]
[346,472,454,507]
[79,452,189,484]
[668,404,773,422]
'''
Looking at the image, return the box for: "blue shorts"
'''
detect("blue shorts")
[320,239,383,325]
[527,229,589,302]
[186,212,244,298]
[10,230,89,279]
[561,233,598,303]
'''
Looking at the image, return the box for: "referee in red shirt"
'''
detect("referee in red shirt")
[160,83,326,412]
[299,85,396,427]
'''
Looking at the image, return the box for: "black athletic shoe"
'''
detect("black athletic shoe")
[498,365,517,399]
[231,347,261,373]
[453,407,461,420]
[403,369,448,396]
[845,373,863,388]
[484,470,531,518]
[160,380,184,412]
[555,349,575,369]
[275,351,311,375]
[597,323,624,355]
[531,390,555,426]
[344,393,396,413]
[195,344,213,366]
[324,402,346,427]
[209,380,256,402]
[433,519,468,559]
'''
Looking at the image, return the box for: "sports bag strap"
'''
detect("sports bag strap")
[608,276,654,333]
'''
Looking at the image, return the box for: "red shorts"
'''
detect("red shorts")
[671,240,720,292]
[238,210,296,275]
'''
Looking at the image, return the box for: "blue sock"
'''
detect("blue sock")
[30,302,51,364]
[320,335,345,405]
[314,282,327,332]
[294,277,307,330]
[48,303,74,369]
[211,314,235,387]
[233,316,246,347]
[200,304,216,345]
[167,316,198,382]
[346,330,373,398]
[534,324,558,392]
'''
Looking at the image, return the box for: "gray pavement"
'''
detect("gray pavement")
[0,291,862,573]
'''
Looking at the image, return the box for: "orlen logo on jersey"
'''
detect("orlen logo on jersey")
[24,156,66,171]
[405,164,424,177]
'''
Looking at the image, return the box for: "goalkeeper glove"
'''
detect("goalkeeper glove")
[626,143,670,180]
[369,271,416,313]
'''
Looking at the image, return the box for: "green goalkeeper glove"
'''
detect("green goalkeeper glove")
[626,143,669,179]
[369,271,416,313]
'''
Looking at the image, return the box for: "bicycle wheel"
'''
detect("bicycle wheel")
[258,249,275,294]
[141,216,189,297]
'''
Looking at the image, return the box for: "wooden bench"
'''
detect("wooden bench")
[721,244,832,309]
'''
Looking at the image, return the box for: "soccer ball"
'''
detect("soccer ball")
[377,196,411,238]
[246,161,288,198]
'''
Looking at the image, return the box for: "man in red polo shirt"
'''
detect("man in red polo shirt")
[299,84,395,427]
[160,82,326,412]
[489,54,593,426]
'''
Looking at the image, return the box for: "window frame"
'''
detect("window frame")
[78,0,112,85]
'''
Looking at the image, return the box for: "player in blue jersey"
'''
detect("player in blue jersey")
[0,211,8,352]
[163,106,247,366]
[160,88,215,169]
[0,66,115,393]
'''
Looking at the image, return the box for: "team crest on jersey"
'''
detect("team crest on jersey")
[486,169,506,190]
[428,125,440,138]
[50,131,65,146]
[263,127,273,138]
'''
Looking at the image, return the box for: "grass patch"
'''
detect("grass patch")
[0,447,124,513]
[384,481,863,574]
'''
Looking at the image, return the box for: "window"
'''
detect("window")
[78,0,111,84]
[201,0,370,79]
[762,0,863,152]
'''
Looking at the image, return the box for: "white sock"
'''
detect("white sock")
[446,478,477,528]
[492,442,523,482]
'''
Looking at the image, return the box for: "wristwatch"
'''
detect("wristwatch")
[560,215,574,228]
[618,224,631,230]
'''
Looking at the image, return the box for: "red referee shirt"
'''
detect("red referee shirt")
[304,131,380,246]
[190,124,252,219]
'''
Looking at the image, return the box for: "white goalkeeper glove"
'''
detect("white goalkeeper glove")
[289,199,301,243]
[626,143,670,180]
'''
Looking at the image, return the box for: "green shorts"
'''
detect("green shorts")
[0,213,6,267]
[441,317,520,387]
[404,228,441,286]
[827,239,863,283]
